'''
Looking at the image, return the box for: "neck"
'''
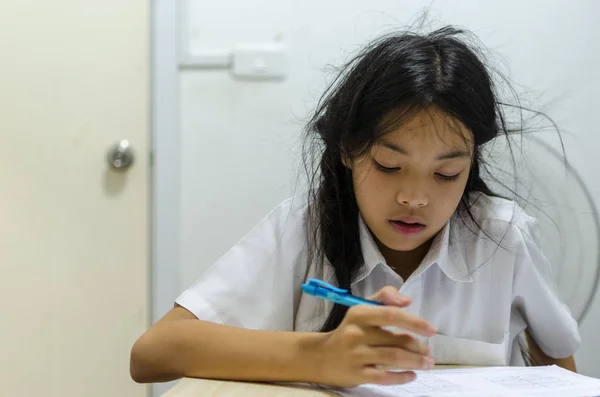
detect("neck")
[376,238,433,281]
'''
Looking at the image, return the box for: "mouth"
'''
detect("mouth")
[389,218,426,235]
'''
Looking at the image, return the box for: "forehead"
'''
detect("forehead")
[377,107,473,152]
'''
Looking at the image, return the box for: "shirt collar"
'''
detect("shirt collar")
[352,213,473,285]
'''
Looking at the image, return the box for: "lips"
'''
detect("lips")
[391,216,426,226]
[392,220,423,227]
[389,217,426,235]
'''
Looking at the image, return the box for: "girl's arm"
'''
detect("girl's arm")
[129,287,436,387]
[129,305,323,384]
[524,329,577,372]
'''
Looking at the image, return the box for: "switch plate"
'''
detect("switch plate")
[231,42,287,80]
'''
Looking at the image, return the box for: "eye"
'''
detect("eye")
[436,172,460,182]
[373,160,400,173]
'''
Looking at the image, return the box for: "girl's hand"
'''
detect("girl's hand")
[313,286,436,387]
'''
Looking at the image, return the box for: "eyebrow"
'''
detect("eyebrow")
[380,140,471,160]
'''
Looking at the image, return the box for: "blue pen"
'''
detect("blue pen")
[301,278,382,307]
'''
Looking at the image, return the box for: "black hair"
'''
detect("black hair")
[300,25,558,332]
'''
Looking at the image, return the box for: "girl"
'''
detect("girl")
[130,26,580,387]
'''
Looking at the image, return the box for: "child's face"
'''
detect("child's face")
[348,108,473,253]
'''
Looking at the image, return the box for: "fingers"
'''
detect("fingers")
[364,328,430,356]
[368,286,411,307]
[366,346,434,370]
[358,329,433,371]
[362,367,417,385]
[345,305,436,337]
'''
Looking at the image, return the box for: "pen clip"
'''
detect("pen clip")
[304,278,348,294]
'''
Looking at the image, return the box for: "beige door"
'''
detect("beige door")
[0,1,150,396]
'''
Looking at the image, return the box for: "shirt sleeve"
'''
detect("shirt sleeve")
[511,212,581,359]
[174,197,310,331]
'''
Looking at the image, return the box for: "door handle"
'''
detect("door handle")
[107,140,134,171]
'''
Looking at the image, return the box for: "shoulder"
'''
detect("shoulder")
[447,191,544,276]
[231,193,311,255]
[456,191,539,245]
[174,193,314,329]
[265,193,311,233]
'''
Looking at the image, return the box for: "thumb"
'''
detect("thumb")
[368,286,411,307]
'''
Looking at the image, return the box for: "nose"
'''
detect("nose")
[396,183,428,208]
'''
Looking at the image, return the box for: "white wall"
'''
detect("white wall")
[178,0,600,285]
[153,1,600,392]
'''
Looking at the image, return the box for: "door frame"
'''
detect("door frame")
[151,1,182,394]
[151,0,180,325]
[151,0,182,321]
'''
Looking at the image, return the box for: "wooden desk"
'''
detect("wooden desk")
[161,366,469,396]
[161,378,336,397]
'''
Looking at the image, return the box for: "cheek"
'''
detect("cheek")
[431,179,468,215]
[351,166,390,206]
[353,169,389,198]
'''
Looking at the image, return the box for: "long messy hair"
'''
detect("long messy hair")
[300,25,557,332]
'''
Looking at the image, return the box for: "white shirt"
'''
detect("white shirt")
[175,192,581,366]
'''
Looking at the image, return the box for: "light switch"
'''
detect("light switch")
[231,42,287,80]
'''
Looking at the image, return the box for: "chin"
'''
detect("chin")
[381,236,427,252]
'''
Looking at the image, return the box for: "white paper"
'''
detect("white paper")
[328,366,600,397]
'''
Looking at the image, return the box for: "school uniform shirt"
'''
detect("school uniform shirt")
[175,192,581,366]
